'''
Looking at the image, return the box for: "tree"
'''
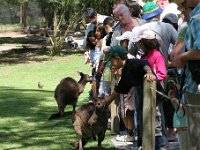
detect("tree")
[46,0,81,55]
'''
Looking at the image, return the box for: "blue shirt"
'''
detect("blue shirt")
[183,3,200,94]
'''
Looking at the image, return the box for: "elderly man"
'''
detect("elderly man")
[172,0,200,149]
[111,3,139,47]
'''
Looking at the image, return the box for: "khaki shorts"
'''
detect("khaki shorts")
[119,87,135,118]
[185,92,200,146]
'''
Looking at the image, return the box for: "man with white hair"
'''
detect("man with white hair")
[111,3,139,47]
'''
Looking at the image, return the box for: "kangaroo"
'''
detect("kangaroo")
[49,72,92,120]
[72,99,108,150]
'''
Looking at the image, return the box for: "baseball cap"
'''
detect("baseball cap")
[108,45,126,56]
[163,13,178,24]
[104,45,126,63]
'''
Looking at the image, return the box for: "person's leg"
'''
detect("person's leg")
[163,100,176,140]
[126,110,134,136]
[158,103,169,147]
[185,92,200,147]
[135,86,143,147]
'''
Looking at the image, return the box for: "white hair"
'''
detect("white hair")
[114,4,129,13]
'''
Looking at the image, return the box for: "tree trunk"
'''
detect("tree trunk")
[21,2,29,29]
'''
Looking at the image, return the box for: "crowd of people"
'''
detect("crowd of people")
[82,0,200,149]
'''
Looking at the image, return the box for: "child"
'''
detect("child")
[86,29,97,67]
[91,23,107,99]
[115,31,137,59]
[97,17,115,98]
[115,32,140,141]
[133,29,168,149]
[136,29,167,86]
[103,45,156,142]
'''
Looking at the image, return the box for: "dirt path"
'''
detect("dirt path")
[0,32,42,53]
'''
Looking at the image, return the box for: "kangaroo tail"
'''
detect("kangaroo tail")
[48,113,61,120]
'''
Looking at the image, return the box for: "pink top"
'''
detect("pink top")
[141,49,167,81]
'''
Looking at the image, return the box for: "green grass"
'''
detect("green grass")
[0,24,22,33]
[0,54,115,150]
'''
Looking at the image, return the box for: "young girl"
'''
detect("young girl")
[91,23,107,98]
[137,29,167,86]
[97,17,115,98]
[134,29,167,149]
[86,29,97,67]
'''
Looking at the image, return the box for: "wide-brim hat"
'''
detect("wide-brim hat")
[142,2,163,20]
[132,29,157,42]
[115,31,133,41]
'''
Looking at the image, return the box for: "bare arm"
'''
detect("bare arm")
[104,90,119,106]
[170,39,185,61]
[172,50,200,68]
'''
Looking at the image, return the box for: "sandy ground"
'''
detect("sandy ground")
[0,32,33,53]
[0,31,84,53]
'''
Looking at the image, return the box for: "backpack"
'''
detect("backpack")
[188,60,200,84]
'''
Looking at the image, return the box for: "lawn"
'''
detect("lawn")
[0,54,115,150]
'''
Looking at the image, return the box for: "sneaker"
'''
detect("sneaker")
[116,135,134,142]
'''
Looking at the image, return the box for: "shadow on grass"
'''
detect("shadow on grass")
[0,36,45,45]
[0,86,76,149]
[0,86,116,149]
[0,35,86,65]
[0,35,49,64]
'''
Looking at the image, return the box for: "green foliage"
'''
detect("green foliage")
[80,0,114,15]
[0,0,30,4]
[0,24,22,33]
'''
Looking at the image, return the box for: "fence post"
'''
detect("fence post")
[142,79,156,150]
[110,74,120,133]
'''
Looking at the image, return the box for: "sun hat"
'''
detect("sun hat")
[163,13,178,24]
[142,2,163,20]
[132,29,157,42]
[115,31,133,41]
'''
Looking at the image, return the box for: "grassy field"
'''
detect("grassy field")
[0,54,115,150]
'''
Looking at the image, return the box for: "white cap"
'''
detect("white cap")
[132,29,157,42]
[115,31,133,41]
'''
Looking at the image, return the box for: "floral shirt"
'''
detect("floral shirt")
[183,3,200,94]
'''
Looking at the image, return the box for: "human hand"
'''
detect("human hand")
[144,72,156,81]
[171,98,179,108]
